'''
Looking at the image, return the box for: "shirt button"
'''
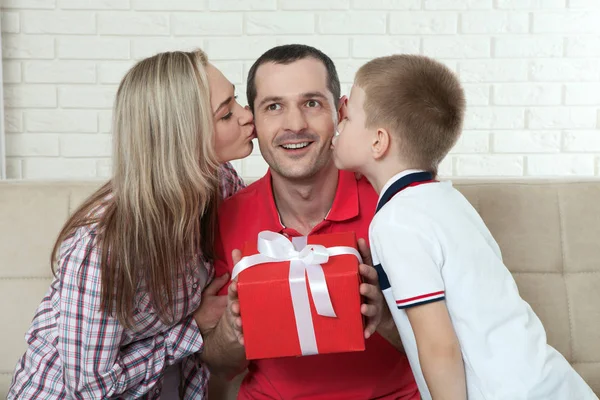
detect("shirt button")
[192,282,198,289]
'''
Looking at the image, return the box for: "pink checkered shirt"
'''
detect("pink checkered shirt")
[8,163,244,400]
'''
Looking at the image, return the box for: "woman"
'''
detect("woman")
[8,49,254,399]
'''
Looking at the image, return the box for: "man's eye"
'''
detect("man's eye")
[306,100,319,108]
[267,103,281,111]
[221,112,233,121]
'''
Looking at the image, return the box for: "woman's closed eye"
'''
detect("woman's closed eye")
[220,96,238,121]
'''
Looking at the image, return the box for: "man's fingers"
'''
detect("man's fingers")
[360,282,379,300]
[361,303,378,317]
[359,264,378,286]
[228,279,239,300]
[230,300,241,316]
[204,273,229,296]
[364,322,377,339]
[232,249,243,266]
[361,304,380,340]
[357,238,373,266]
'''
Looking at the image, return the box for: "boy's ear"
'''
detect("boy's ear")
[372,128,391,160]
[337,95,348,123]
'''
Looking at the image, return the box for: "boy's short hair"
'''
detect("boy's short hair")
[355,55,466,173]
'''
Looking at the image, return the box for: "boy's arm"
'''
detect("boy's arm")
[372,215,465,397]
[406,300,466,400]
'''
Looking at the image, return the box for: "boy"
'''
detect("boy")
[331,54,597,400]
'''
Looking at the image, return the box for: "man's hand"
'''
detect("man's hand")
[357,238,383,339]
[222,249,244,346]
[357,237,373,266]
[193,273,229,335]
[357,238,404,351]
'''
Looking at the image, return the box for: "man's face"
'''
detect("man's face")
[252,58,338,180]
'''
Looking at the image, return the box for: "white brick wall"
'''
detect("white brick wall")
[2,1,600,179]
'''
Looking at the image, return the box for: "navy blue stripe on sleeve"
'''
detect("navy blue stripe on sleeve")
[374,263,391,291]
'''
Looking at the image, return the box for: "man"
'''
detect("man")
[202,45,418,399]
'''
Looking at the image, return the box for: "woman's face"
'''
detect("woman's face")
[206,63,255,163]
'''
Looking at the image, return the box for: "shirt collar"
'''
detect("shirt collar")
[254,168,360,231]
[378,169,426,203]
[325,169,359,222]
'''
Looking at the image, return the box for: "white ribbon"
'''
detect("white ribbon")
[231,231,363,356]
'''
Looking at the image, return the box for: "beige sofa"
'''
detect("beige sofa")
[1,179,599,399]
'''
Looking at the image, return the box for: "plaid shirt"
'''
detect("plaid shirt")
[9,163,244,400]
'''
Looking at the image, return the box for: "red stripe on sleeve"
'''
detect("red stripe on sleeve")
[396,290,445,305]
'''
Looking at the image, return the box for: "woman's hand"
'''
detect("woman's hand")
[198,249,247,378]
[193,273,229,336]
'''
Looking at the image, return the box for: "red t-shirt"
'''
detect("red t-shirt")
[215,169,418,400]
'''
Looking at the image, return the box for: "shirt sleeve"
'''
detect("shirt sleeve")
[56,232,204,399]
[218,162,245,200]
[372,221,445,310]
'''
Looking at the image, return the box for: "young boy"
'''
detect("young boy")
[332,55,597,400]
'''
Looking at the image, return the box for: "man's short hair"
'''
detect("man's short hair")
[355,55,466,173]
[246,44,341,112]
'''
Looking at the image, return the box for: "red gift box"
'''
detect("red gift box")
[233,231,366,360]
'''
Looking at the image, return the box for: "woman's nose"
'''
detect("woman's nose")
[241,105,254,125]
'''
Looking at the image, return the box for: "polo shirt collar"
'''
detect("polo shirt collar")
[255,168,360,231]
[325,169,359,222]
[378,169,427,202]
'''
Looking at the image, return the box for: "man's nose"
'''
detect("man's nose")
[285,106,308,132]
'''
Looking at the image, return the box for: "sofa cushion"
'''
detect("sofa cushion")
[0,278,53,373]
[454,180,600,395]
[0,179,598,398]
[0,181,101,399]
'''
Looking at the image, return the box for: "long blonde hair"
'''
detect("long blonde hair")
[51,49,220,328]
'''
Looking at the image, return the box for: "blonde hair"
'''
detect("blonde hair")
[355,54,466,174]
[51,49,220,328]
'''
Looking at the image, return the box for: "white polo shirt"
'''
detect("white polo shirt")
[370,171,597,400]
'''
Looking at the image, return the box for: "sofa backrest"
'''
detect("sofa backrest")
[456,180,600,395]
[1,179,599,398]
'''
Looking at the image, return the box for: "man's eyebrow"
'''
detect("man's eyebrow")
[213,84,235,115]
[257,95,284,109]
[301,91,328,100]
[257,92,329,109]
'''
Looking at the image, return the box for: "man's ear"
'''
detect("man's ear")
[337,95,348,123]
[372,128,391,160]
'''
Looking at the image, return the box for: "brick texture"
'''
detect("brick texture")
[1,1,599,179]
